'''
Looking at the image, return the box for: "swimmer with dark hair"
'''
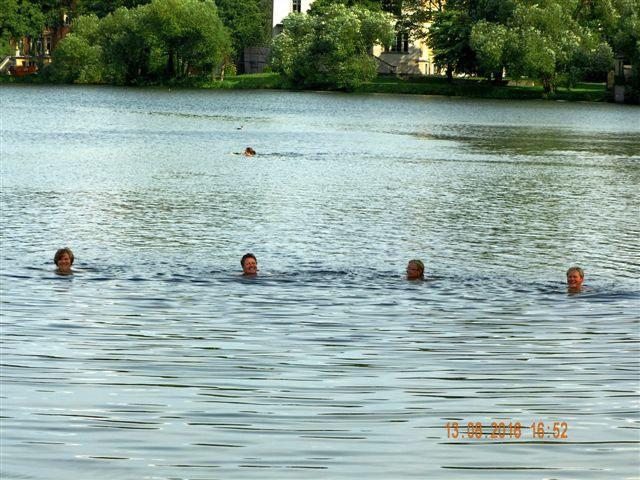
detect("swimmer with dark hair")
[244,147,256,157]
[54,247,74,275]
[241,253,258,276]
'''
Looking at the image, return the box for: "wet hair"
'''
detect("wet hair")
[54,247,74,266]
[241,253,257,267]
[566,266,584,279]
[244,147,256,156]
[408,259,425,279]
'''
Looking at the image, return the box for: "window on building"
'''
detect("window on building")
[386,32,409,53]
[292,0,301,13]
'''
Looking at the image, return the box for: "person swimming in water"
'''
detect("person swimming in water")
[566,266,584,293]
[54,247,74,275]
[244,147,256,157]
[241,253,258,276]
[406,259,425,280]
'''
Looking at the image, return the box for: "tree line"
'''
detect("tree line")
[1,0,638,98]
[271,0,638,96]
[425,0,638,93]
[1,0,270,83]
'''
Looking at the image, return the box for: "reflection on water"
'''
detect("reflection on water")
[413,125,640,157]
[1,85,639,480]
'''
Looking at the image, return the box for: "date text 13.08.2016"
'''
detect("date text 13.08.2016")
[445,421,569,440]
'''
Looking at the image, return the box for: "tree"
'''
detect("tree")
[75,0,151,18]
[0,0,45,39]
[215,0,270,71]
[271,4,394,89]
[395,0,443,39]
[609,0,639,80]
[143,0,231,79]
[425,0,517,81]
[427,8,476,80]
[501,1,586,92]
[424,0,622,91]
[48,26,102,82]
[469,19,508,79]
[99,6,151,83]
[48,0,231,84]
[309,0,384,13]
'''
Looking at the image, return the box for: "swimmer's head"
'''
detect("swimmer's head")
[241,253,258,275]
[244,147,256,156]
[54,247,74,273]
[566,266,584,291]
[406,259,425,280]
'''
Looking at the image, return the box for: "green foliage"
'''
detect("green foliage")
[610,0,639,77]
[564,38,613,86]
[0,0,45,38]
[74,0,267,73]
[427,9,476,79]
[20,1,57,29]
[99,7,150,83]
[426,0,626,92]
[144,0,230,78]
[270,13,312,80]
[271,4,394,90]
[0,36,11,56]
[396,0,444,39]
[470,20,507,76]
[200,71,284,89]
[75,0,151,18]
[47,32,102,82]
[223,61,237,76]
[47,0,230,84]
[356,74,606,101]
[309,0,384,14]
[215,0,269,68]
[72,12,100,40]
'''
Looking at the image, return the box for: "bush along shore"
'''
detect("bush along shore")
[1,72,609,102]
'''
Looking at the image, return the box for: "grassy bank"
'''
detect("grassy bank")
[2,71,608,102]
[200,72,287,89]
[357,75,607,101]
[204,73,607,102]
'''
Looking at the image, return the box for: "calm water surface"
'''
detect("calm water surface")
[1,85,639,479]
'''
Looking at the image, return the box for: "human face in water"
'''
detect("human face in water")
[567,270,583,290]
[242,257,258,276]
[56,252,72,274]
[406,261,423,280]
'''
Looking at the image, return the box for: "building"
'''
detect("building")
[273,0,315,35]
[2,4,74,76]
[271,0,439,76]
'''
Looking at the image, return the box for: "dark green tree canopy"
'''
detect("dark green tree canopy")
[48,0,231,84]
[271,4,394,89]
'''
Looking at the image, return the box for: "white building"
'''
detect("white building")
[273,0,315,34]
[271,0,437,75]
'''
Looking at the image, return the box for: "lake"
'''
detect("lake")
[1,84,639,479]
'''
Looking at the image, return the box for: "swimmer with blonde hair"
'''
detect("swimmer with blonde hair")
[406,259,425,280]
[566,266,584,293]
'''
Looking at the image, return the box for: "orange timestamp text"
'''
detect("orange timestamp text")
[445,421,569,440]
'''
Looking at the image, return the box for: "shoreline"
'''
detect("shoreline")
[1,72,612,103]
